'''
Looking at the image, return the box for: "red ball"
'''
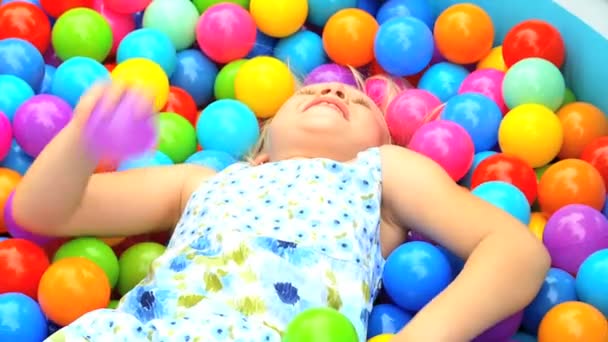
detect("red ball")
[162,86,199,126]
[40,0,94,18]
[471,153,538,205]
[502,19,565,68]
[581,136,608,189]
[0,238,50,300]
[0,2,51,53]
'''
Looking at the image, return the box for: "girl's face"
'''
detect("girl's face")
[264,82,391,162]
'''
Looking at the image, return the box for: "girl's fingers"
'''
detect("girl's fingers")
[73,82,108,120]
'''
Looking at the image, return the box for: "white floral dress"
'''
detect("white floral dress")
[46,147,386,342]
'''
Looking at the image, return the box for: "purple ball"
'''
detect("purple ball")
[472,311,523,342]
[4,192,53,246]
[543,204,608,275]
[407,230,435,244]
[43,46,61,68]
[303,63,357,86]
[13,94,72,158]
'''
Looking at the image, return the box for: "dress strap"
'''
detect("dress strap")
[354,147,383,183]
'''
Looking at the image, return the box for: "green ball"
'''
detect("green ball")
[561,88,577,108]
[503,57,565,111]
[215,59,248,100]
[193,0,250,14]
[158,112,198,163]
[53,237,120,289]
[117,242,166,296]
[51,8,113,62]
[108,300,120,309]
[142,0,200,50]
[283,307,359,342]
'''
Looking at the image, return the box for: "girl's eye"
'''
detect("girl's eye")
[297,89,315,95]
[353,97,371,108]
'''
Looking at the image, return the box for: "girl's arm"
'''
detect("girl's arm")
[379,144,550,341]
[12,84,215,238]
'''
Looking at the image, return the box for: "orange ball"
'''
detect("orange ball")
[322,8,378,67]
[557,102,608,159]
[433,3,494,64]
[538,301,608,342]
[38,257,111,326]
[538,159,606,215]
[0,168,21,233]
[100,236,125,246]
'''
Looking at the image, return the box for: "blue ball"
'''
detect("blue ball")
[117,151,174,171]
[436,245,465,279]
[511,332,537,342]
[133,11,144,29]
[576,249,608,318]
[170,49,218,107]
[307,0,358,27]
[374,16,433,77]
[247,29,277,57]
[0,292,48,342]
[0,75,34,121]
[0,140,33,175]
[274,30,327,79]
[39,64,56,95]
[1,0,40,6]
[0,237,7,242]
[196,99,260,159]
[117,28,177,77]
[441,93,503,152]
[50,57,109,107]
[459,150,497,188]
[376,0,434,27]
[471,181,531,224]
[383,241,452,311]
[418,62,470,102]
[0,38,44,92]
[522,268,576,334]
[602,195,608,218]
[367,304,413,338]
[185,150,237,172]
[357,0,381,16]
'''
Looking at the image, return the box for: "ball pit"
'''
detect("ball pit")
[0,0,608,341]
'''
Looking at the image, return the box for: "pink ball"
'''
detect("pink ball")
[94,0,136,57]
[103,0,151,14]
[0,112,11,161]
[385,89,442,147]
[364,75,413,109]
[408,120,475,181]
[459,69,507,113]
[196,3,256,64]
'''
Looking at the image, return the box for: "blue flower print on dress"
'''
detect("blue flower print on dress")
[169,254,190,272]
[123,286,171,323]
[252,237,320,267]
[190,234,222,256]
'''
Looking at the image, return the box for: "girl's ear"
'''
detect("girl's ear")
[251,153,270,166]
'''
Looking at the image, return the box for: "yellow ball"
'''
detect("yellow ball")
[498,104,563,168]
[368,334,394,342]
[235,56,295,119]
[529,212,548,240]
[250,0,308,38]
[111,58,169,111]
[477,46,507,72]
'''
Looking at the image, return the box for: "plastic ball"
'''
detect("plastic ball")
[385,89,441,147]
[458,68,507,114]
[50,56,109,107]
[368,334,394,342]
[283,307,359,342]
[0,169,22,231]
[538,301,608,342]
[473,311,523,342]
[502,57,565,111]
[117,150,173,171]
[364,75,410,110]
[13,94,72,158]
[0,38,44,92]
[440,93,502,152]
[40,64,56,94]
[307,0,356,27]
[93,0,136,57]
[185,150,237,171]
[543,204,608,275]
[162,86,198,125]
[38,257,110,326]
[383,241,451,311]
[0,2,51,53]
[303,63,357,87]
[274,30,328,79]
[53,237,120,289]
[112,58,169,111]
[418,62,469,102]
[433,3,494,64]
[561,88,576,107]
[157,112,197,163]
[375,0,434,28]
[117,242,166,296]
[0,292,48,342]
[249,0,308,38]
[512,332,537,342]
[581,136,608,187]
[502,19,565,69]
[104,0,150,14]
[170,49,219,107]
[374,16,433,77]
[192,0,250,13]
[460,150,497,188]
[0,112,11,161]
[498,104,563,168]
[0,238,49,299]
[51,8,113,62]
[477,46,507,72]
[528,212,548,240]
[471,181,531,224]
[117,28,177,77]
[4,192,54,245]
[214,59,247,100]
[0,75,34,120]
[197,99,260,159]
[538,159,605,214]
[247,29,277,58]
[196,3,256,64]
[234,56,295,119]
[576,249,608,317]
[408,120,475,182]
[142,0,199,50]
[556,102,608,159]
[322,8,379,67]
[367,304,412,338]
[1,140,34,176]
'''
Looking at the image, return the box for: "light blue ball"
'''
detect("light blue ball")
[0,38,44,92]
[39,64,56,94]
[0,292,48,342]
[0,75,34,121]
[274,30,327,79]
[418,62,470,102]
[0,140,33,175]
[366,304,412,338]
[117,151,174,171]
[186,150,237,172]
[511,332,537,342]
[376,0,434,27]
[307,0,358,27]
[576,249,608,318]
[471,181,531,224]
[196,99,260,159]
[50,57,109,107]
[117,28,177,77]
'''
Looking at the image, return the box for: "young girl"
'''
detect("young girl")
[14,81,549,342]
